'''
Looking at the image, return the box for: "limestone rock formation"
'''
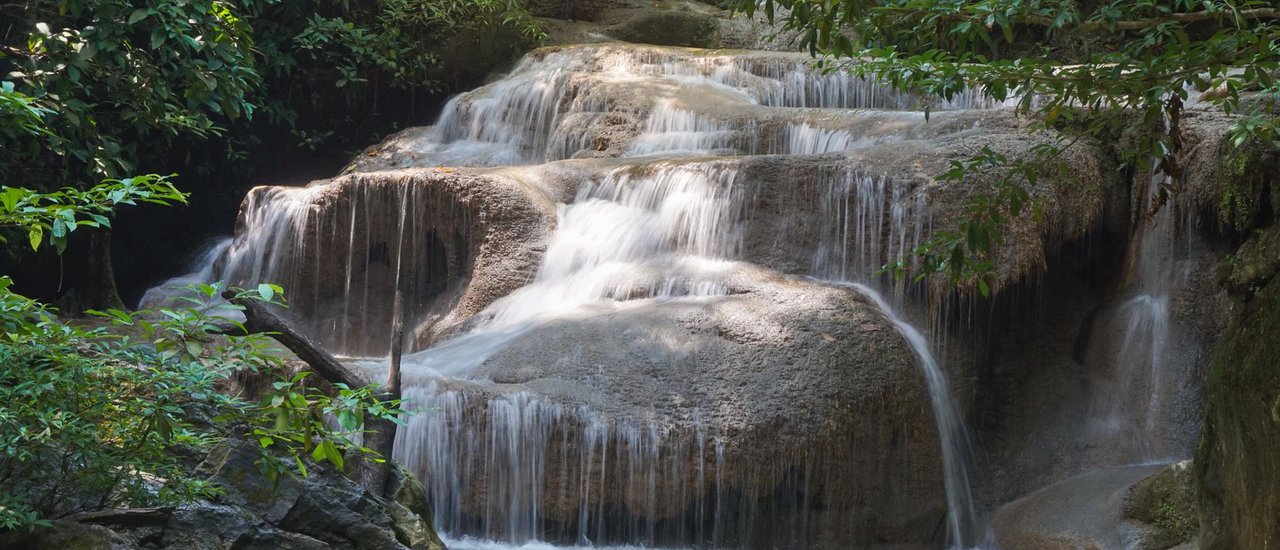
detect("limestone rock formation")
[398,270,945,548]
[221,169,559,355]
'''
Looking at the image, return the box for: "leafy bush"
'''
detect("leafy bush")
[0,275,226,529]
[0,279,406,531]
[0,182,407,532]
[1,0,259,181]
[250,370,406,482]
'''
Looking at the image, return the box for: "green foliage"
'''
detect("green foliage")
[732,0,1280,288]
[250,371,406,482]
[2,0,259,181]
[1,0,546,194]
[0,278,231,530]
[0,279,406,531]
[95,282,406,486]
[0,184,407,531]
[0,82,53,142]
[0,176,187,254]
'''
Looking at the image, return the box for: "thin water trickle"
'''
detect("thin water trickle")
[806,166,980,548]
[845,283,979,548]
[1085,161,1190,463]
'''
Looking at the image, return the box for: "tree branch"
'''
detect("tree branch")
[221,290,373,390]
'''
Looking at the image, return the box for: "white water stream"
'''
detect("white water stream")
[147,43,1005,549]
[1085,159,1191,462]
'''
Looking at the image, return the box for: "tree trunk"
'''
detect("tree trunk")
[30,229,124,313]
[348,291,405,495]
[78,231,124,311]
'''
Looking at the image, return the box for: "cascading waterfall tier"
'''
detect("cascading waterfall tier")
[200,156,979,549]
[148,42,1110,549]
[352,44,1008,171]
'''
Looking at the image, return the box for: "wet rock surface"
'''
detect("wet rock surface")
[221,169,559,355]
[993,464,1165,550]
[399,271,944,548]
[0,439,445,550]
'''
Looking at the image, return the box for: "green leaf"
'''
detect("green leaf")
[0,188,23,212]
[27,226,42,251]
[257,283,274,302]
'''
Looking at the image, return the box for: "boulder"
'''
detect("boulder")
[1123,461,1199,549]
[606,10,722,47]
[399,268,946,548]
[220,169,559,355]
[0,439,445,550]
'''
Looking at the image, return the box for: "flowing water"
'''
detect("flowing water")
[843,283,978,548]
[149,43,1053,549]
[1084,162,1192,462]
[802,168,978,546]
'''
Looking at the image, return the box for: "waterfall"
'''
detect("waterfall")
[137,238,234,310]
[385,44,1002,168]
[847,283,978,548]
[1084,162,1190,462]
[807,168,978,547]
[156,42,1004,549]
[394,381,727,548]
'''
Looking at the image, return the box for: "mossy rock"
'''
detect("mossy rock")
[1217,223,1280,296]
[606,10,721,47]
[0,520,121,550]
[1125,461,1199,549]
[1215,138,1278,233]
[387,465,445,550]
[1196,271,1280,549]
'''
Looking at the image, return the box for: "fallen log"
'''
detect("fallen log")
[222,289,404,496]
[224,290,373,389]
[72,507,173,528]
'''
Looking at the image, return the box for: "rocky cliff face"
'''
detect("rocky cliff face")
[1195,143,1280,550]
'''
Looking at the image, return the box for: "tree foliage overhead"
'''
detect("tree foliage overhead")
[0,0,543,187]
[1,0,259,181]
[731,0,1280,287]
